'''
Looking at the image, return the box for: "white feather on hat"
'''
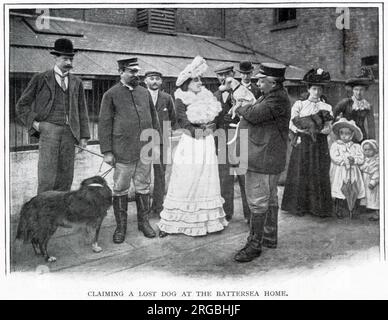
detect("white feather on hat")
[176,56,208,87]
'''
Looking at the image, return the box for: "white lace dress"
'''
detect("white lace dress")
[157,87,228,236]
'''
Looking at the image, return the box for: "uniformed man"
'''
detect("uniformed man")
[213,63,251,223]
[99,58,161,242]
[234,63,291,262]
[237,61,262,99]
[143,70,177,217]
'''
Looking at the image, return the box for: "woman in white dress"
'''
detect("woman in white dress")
[157,56,228,237]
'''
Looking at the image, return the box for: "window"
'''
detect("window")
[274,8,297,24]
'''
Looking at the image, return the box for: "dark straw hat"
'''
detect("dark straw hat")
[345,67,374,87]
[302,68,331,85]
[50,38,76,57]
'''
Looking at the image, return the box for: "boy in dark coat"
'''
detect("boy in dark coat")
[234,63,291,263]
[16,38,90,194]
[98,58,161,242]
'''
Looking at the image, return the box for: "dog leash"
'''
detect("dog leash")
[74,145,114,178]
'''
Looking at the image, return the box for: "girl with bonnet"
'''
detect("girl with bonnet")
[281,68,334,218]
[157,56,228,237]
[330,118,365,218]
[333,67,376,141]
[359,139,379,221]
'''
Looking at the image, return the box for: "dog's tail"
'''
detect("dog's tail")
[15,199,34,242]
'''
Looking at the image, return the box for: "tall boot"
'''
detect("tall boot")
[262,206,278,249]
[113,195,128,244]
[234,212,265,263]
[135,193,156,238]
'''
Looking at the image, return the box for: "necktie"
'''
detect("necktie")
[56,73,68,91]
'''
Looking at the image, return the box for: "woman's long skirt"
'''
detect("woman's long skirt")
[157,133,228,236]
[281,133,333,217]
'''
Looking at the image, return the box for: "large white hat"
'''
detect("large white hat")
[332,118,363,142]
[176,56,208,87]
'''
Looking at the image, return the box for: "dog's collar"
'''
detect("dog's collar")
[87,183,105,188]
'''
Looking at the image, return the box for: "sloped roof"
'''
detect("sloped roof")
[10,13,305,79]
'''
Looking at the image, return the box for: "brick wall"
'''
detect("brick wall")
[50,8,223,37]
[224,7,378,80]
[176,8,223,37]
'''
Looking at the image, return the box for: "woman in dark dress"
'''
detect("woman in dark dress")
[333,68,375,141]
[281,68,333,218]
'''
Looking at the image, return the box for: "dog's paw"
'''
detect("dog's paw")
[47,256,57,263]
[92,243,102,253]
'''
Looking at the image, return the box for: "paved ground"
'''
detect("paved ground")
[10,185,380,279]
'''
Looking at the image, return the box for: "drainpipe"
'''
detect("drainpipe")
[341,28,346,75]
[221,9,226,38]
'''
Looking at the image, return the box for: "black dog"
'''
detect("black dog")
[15,176,112,262]
[292,109,334,142]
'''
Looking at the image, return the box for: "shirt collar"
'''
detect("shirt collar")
[121,80,134,91]
[54,65,69,77]
[148,88,159,95]
[241,81,251,87]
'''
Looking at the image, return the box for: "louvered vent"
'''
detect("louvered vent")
[137,9,176,35]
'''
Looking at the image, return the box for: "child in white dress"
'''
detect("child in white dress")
[359,139,379,221]
[330,118,365,218]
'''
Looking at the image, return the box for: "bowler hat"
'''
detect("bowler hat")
[255,62,286,79]
[302,68,331,85]
[50,38,76,57]
[214,63,234,75]
[117,57,140,71]
[345,67,374,87]
[145,70,163,78]
[237,61,254,73]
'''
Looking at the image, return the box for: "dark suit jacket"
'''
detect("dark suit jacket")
[236,86,291,174]
[98,83,160,163]
[150,90,177,142]
[15,69,90,142]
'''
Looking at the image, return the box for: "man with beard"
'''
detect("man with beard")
[144,71,177,217]
[213,64,251,223]
[233,63,291,263]
[99,58,161,242]
[16,38,90,194]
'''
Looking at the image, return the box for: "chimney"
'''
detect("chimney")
[137,8,176,35]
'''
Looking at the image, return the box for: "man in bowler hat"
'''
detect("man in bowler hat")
[16,38,90,194]
[143,70,177,217]
[213,63,251,223]
[237,61,262,99]
[99,58,161,242]
[233,63,291,262]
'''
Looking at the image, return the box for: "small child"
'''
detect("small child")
[359,139,379,221]
[330,118,365,218]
